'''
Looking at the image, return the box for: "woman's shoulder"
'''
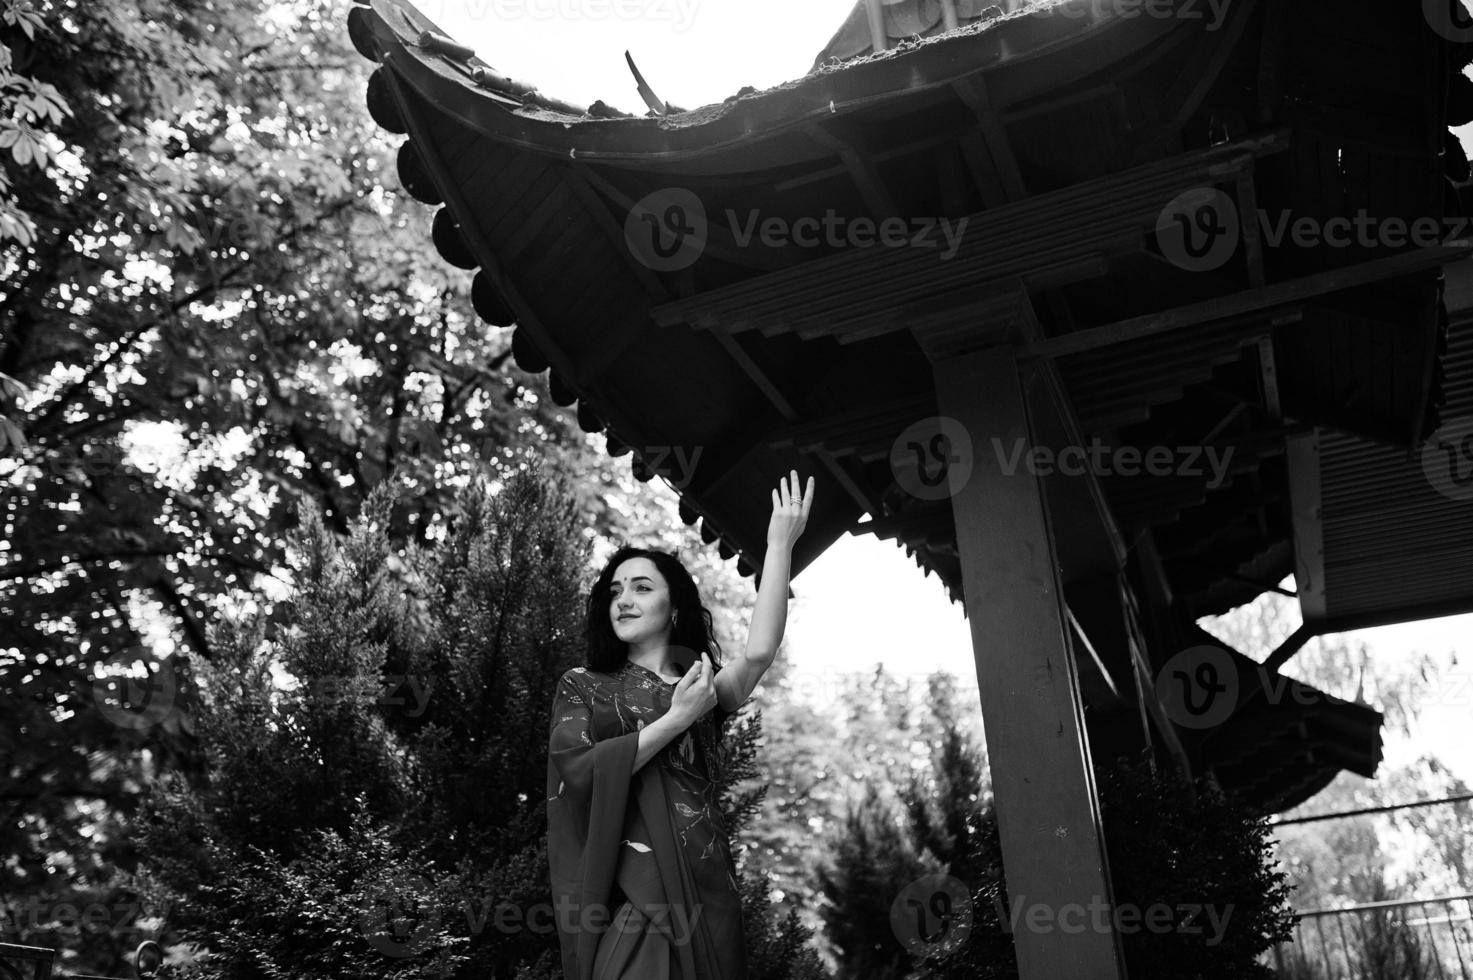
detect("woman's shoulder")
[556,665,621,692]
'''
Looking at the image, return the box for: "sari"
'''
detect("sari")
[546,658,747,980]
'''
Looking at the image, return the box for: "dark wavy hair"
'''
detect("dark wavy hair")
[584,546,724,674]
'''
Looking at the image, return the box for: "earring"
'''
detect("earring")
[671,610,679,629]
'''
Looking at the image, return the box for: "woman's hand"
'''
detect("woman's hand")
[668,651,718,729]
[767,470,814,552]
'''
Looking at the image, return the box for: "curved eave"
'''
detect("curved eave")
[1189,631,1385,815]
[351,0,1185,164]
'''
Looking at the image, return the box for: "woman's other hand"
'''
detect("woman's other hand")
[668,651,718,728]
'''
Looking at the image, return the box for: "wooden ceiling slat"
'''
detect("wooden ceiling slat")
[478,177,569,260]
[652,133,1288,333]
[796,250,1117,345]
[767,393,934,457]
[773,130,962,194]
[452,140,545,216]
[1021,249,1471,360]
[552,269,642,347]
[500,180,579,267]
[379,62,596,415]
[570,162,797,273]
[560,162,800,416]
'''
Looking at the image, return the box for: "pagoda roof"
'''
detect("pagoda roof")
[349,0,1181,163]
[348,0,1473,810]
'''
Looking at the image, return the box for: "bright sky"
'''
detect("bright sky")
[785,535,1472,789]
[407,0,1471,787]
[408,0,859,115]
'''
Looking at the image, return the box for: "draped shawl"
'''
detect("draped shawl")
[546,660,746,980]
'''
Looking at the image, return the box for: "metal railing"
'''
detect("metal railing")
[1269,893,1473,980]
[0,941,164,980]
[0,944,53,980]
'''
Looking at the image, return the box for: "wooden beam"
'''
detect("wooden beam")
[564,160,805,428]
[816,448,889,517]
[803,120,901,220]
[1111,0,1258,168]
[864,0,887,54]
[775,131,972,194]
[957,130,1010,209]
[1030,359,1131,578]
[951,75,1027,199]
[1117,573,1194,778]
[1019,245,1473,359]
[1264,593,1473,674]
[767,393,936,458]
[568,161,859,434]
[381,61,762,568]
[1257,337,1282,419]
[1256,0,1290,125]
[383,55,788,576]
[651,132,1290,337]
[1067,603,1123,706]
[1134,528,1176,611]
[1262,624,1316,673]
[940,0,959,30]
[922,343,1126,979]
[1285,429,1326,626]
[1237,168,1267,289]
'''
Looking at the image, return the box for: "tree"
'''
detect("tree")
[117,461,827,979]
[728,674,846,951]
[816,781,945,980]
[127,467,584,979]
[0,0,599,966]
[813,670,990,980]
[717,706,832,980]
[1201,584,1472,976]
[807,662,1294,980]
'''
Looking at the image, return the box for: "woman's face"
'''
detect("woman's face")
[608,557,673,645]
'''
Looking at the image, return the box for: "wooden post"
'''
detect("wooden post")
[940,0,960,31]
[864,0,887,54]
[917,338,1127,979]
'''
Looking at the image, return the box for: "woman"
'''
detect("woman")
[546,471,814,980]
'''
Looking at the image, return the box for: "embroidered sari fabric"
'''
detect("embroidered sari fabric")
[546,659,746,980]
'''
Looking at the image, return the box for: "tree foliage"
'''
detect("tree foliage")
[811,669,1295,980]
[1,0,597,967]
[120,465,826,979]
[1203,586,1472,976]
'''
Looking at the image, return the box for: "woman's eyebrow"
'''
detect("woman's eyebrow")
[612,576,653,586]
